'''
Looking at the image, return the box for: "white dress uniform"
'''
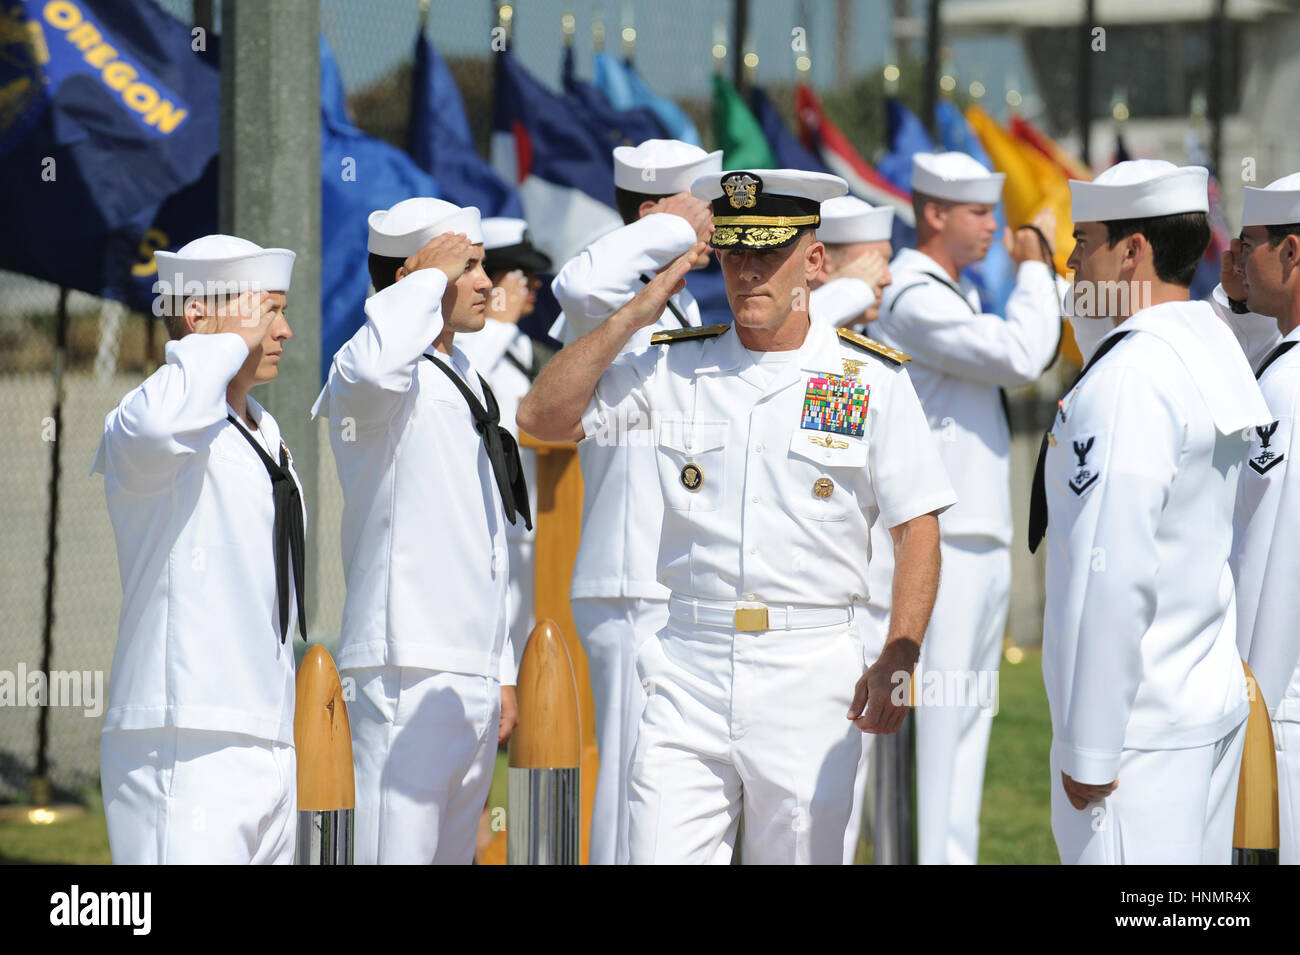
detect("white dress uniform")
[1039,163,1272,864]
[809,194,898,861]
[312,199,516,865]
[579,169,956,864]
[1216,172,1300,864]
[94,235,301,864]
[549,139,721,866]
[872,153,1061,865]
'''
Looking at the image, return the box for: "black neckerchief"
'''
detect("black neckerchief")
[1257,340,1297,380]
[225,414,307,643]
[639,273,692,328]
[1028,330,1131,554]
[424,355,533,531]
[503,349,537,382]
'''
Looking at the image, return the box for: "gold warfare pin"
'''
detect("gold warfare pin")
[680,462,704,491]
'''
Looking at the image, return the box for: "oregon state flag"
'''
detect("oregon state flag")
[0,0,219,308]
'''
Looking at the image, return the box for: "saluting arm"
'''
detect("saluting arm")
[518,244,703,442]
[552,212,700,339]
[318,234,474,422]
[99,291,276,477]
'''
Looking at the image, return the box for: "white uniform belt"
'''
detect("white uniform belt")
[668,594,854,632]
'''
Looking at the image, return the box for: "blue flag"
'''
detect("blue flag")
[592,51,701,147]
[320,36,443,379]
[410,31,521,217]
[749,86,830,173]
[877,98,935,192]
[0,0,219,309]
[562,46,667,151]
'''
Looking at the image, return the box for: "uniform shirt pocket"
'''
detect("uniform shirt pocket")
[655,418,728,513]
[787,431,868,522]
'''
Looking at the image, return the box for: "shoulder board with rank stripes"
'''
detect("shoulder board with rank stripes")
[837,327,911,365]
[650,323,732,345]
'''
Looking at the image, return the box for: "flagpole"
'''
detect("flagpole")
[1077,0,1094,167]
[922,0,941,140]
[731,0,749,90]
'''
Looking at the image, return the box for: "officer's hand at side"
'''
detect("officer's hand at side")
[498,685,518,746]
[622,243,706,330]
[848,638,920,735]
[1220,238,1248,301]
[404,232,474,283]
[204,290,277,353]
[648,193,714,244]
[1061,771,1118,810]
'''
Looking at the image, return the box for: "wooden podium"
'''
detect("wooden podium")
[519,433,600,864]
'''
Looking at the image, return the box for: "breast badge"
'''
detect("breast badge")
[680,462,704,491]
[813,477,834,499]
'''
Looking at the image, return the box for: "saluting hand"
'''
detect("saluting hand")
[404,232,475,284]
[836,249,891,301]
[204,290,278,354]
[648,193,714,245]
[620,242,707,332]
[1220,237,1248,302]
[847,637,921,735]
[487,270,529,325]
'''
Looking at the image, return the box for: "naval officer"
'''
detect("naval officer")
[313,198,529,864]
[872,151,1061,865]
[1033,160,1271,864]
[96,235,303,864]
[549,138,720,865]
[1214,173,1300,863]
[520,169,956,864]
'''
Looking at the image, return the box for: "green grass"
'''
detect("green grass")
[977,647,1057,864]
[0,654,1055,864]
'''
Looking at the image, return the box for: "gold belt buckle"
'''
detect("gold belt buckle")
[734,604,770,632]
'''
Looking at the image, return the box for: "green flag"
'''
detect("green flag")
[712,74,777,169]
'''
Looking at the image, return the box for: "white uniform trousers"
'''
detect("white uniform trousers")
[506,537,535,665]
[1277,720,1300,865]
[572,596,667,865]
[345,666,500,865]
[628,614,863,865]
[915,536,1008,865]
[843,606,888,863]
[1050,720,1247,864]
[100,728,295,865]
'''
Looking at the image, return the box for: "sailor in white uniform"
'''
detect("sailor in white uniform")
[549,139,721,865]
[1213,173,1300,863]
[95,235,303,864]
[1034,160,1271,864]
[313,198,529,864]
[520,169,956,865]
[873,152,1061,865]
[459,217,553,673]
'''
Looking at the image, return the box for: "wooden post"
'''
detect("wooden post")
[518,434,599,863]
[295,645,355,864]
[1233,661,1279,865]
